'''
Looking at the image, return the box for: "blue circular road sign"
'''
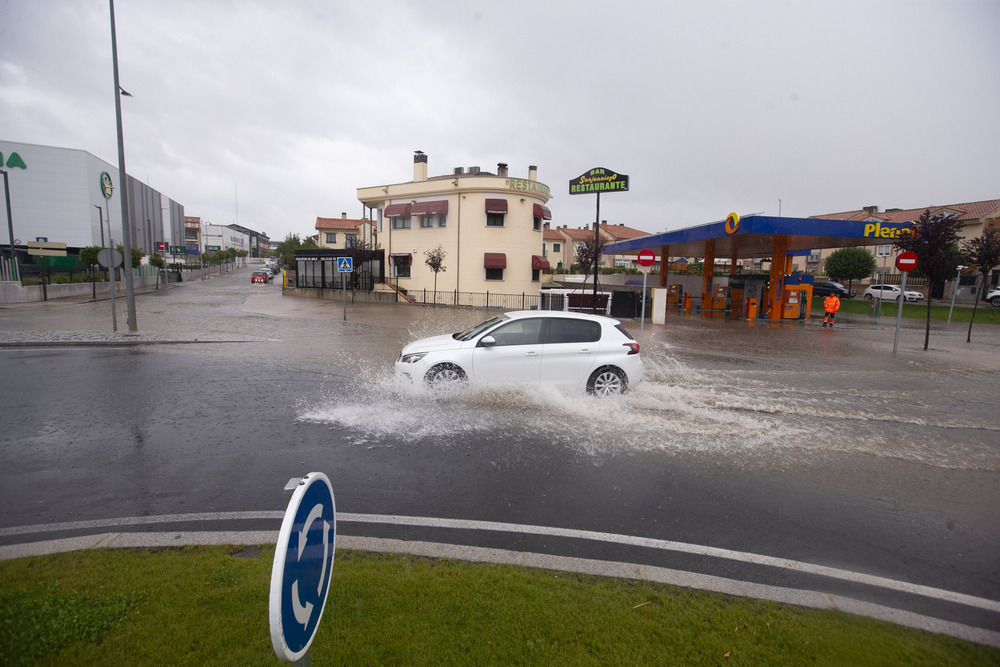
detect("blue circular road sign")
[269,472,336,662]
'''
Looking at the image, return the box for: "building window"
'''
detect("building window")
[532,269,540,281]
[325,233,337,244]
[533,216,542,231]
[615,259,630,268]
[420,215,434,228]
[392,216,411,230]
[485,267,504,281]
[553,243,561,252]
[345,234,357,246]
[438,216,447,228]
[486,213,505,227]
[392,255,411,278]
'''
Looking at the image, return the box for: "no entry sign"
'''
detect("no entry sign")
[637,249,655,267]
[896,251,918,272]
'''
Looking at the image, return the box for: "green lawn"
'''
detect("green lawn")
[812,297,1000,324]
[1,547,996,665]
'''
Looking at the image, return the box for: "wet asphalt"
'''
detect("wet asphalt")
[0,268,998,644]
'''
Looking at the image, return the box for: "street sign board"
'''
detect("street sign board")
[27,241,67,257]
[269,472,336,662]
[637,249,655,267]
[896,251,918,272]
[337,257,353,273]
[569,167,629,195]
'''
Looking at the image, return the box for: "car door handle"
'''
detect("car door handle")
[523,351,539,357]
[577,348,591,353]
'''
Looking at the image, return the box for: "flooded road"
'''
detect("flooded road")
[1,269,998,637]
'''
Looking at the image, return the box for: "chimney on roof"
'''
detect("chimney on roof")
[497,162,508,177]
[543,222,550,230]
[413,151,428,181]
[528,165,537,181]
[341,212,347,219]
[453,167,464,175]
[863,205,878,215]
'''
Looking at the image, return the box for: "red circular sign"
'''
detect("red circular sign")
[895,251,918,272]
[637,249,655,267]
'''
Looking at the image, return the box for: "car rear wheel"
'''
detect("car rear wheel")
[864,294,874,301]
[424,363,466,387]
[989,296,1000,307]
[587,367,627,397]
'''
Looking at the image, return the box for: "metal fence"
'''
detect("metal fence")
[404,285,650,319]
[1,255,19,282]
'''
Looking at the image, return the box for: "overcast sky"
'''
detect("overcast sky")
[2,0,997,241]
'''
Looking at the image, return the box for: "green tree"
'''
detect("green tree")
[423,244,447,305]
[116,244,144,269]
[148,253,165,270]
[276,234,318,269]
[893,209,965,350]
[961,228,1000,342]
[823,246,876,295]
[79,245,102,268]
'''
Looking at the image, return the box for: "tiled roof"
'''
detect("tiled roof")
[810,199,1000,224]
[316,217,369,231]
[559,227,598,241]
[543,229,563,241]
[601,224,648,240]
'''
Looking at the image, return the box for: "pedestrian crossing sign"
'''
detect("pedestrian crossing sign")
[337,257,353,273]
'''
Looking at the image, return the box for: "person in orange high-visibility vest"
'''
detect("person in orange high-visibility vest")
[822,294,841,327]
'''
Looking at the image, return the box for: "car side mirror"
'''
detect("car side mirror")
[479,335,496,347]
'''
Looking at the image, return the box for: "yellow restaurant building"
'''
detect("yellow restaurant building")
[356,153,552,297]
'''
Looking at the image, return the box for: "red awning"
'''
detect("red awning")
[389,252,412,265]
[384,203,412,217]
[484,253,507,269]
[531,255,550,270]
[485,199,508,214]
[411,200,449,215]
[532,203,552,220]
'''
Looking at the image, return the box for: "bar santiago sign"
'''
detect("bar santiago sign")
[569,167,629,195]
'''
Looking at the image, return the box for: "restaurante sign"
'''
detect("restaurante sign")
[569,167,629,195]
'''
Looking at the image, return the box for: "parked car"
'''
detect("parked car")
[395,310,643,396]
[251,269,272,284]
[863,284,924,302]
[811,280,854,298]
[987,288,1000,307]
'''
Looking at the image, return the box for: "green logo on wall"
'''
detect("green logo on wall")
[100,171,114,200]
[0,151,27,169]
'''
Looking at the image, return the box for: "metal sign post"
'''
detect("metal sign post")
[569,167,629,314]
[637,249,655,337]
[270,473,336,664]
[338,256,353,321]
[893,251,918,353]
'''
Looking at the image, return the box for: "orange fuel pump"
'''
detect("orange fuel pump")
[711,285,727,310]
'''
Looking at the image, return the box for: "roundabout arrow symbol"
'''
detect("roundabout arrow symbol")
[291,503,327,627]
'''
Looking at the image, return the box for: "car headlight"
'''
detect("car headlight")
[399,352,428,364]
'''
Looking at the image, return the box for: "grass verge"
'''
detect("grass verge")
[812,298,1000,324]
[1,546,997,665]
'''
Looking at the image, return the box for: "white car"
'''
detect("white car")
[987,288,1000,307]
[395,310,643,396]
[863,284,924,302]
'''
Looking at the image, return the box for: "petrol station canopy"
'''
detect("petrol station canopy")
[604,215,909,259]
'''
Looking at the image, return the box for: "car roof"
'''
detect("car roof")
[503,310,620,325]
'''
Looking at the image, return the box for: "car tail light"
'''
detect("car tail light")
[624,342,640,355]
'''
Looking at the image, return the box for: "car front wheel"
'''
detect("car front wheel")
[865,294,874,301]
[989,297,1000,307]
[587,367,627,397]
[424,363,466,387]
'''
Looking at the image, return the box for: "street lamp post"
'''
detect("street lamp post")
[2,169,14,263]
[109,0,138,331]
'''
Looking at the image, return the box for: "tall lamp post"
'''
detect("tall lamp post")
[109,0,138,331]
[2,169,14,262]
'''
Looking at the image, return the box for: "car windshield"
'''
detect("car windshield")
[454,315,507,341]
